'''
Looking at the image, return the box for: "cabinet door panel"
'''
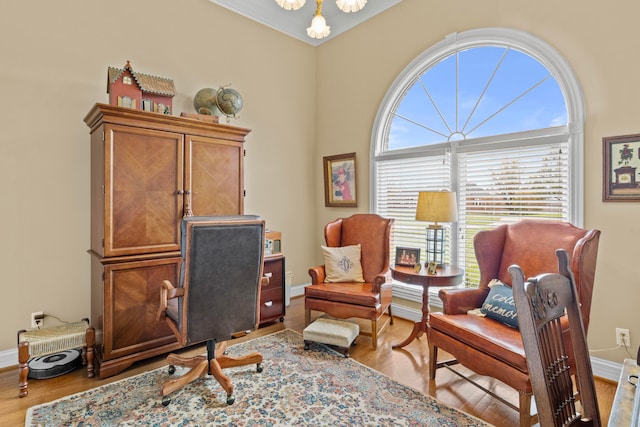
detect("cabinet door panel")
[186,135,243,216]
[106,125,183,256]
[102,257,180,360]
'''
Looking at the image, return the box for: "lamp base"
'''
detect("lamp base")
[425,226,446,266]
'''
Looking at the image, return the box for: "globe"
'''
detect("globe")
[215,87,243,118]
[193,88,220,116]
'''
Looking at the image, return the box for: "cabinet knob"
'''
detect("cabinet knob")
[177,190,184,195]
[264,301,273,307]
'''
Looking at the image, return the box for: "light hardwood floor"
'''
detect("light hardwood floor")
[0,296,616,426]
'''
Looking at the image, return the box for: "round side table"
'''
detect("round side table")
[390,264,464,349]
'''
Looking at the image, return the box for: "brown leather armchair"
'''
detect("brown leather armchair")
[427,219,600,427]
[305,214,394,349]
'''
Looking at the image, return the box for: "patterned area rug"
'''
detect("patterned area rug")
[26,329,490,426]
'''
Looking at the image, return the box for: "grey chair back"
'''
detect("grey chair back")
[171,215,265,344]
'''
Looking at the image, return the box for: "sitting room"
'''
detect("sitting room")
[1,1,638,425]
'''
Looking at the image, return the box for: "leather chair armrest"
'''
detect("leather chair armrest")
[308,265,326,285]
[372,268,392,292]
[439,287,490,314]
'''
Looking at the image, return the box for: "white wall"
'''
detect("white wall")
[0,0,316,352]
[313,0,640,365]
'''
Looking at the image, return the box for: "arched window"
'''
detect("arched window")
[371,28,584,287]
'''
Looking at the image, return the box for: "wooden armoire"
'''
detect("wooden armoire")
[84,103,252,378]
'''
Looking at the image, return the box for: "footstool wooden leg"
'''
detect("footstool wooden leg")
[18,341,29,398]
[85,327,95,378]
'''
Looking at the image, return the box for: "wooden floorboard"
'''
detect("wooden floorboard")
[0,296,615,426]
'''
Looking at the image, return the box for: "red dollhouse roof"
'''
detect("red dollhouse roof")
[107,61,176,97]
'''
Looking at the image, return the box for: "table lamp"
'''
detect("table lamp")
[415,191,458,267]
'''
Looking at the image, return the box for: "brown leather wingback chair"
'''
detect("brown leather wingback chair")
[305,214,394,349]
[427,219,600,426]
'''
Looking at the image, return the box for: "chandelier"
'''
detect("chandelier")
[275,0,367,40]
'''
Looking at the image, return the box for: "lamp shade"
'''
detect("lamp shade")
[275,0,306,10]
[336,0,367,13]
[415,191,458,224]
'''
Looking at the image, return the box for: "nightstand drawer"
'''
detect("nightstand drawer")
[262,257,283,291]
[260,288,284,322]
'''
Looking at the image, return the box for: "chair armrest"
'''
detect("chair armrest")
[372,269,392,292]
[439,287,490,314]
[308,265,326,285]
[157,280,185,321]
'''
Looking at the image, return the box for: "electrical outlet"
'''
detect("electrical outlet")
[616,328,630,347]
[31,311,44,329]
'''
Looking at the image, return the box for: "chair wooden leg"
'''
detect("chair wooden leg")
[209,359,234,397]
[371,319,378,349]
[518,391,533,427]
[388,306,394,325]
[18,341,29,398]
[428,343,437,380]
[216,341,263,369]
[161,358,209,397]
[305,309,311,326]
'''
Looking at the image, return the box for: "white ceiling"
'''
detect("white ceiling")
[208,0,403,47]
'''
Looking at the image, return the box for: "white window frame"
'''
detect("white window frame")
[370,28,585,316]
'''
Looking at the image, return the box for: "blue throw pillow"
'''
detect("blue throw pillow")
[480,280,519,329]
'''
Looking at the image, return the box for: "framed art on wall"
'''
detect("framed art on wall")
[603,134,640,201]
[323,152,358,207]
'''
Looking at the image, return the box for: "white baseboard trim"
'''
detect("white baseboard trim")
[2,284,621,383]
[590,356,623,382]
[291,283,306,299]
[0,343,621,382]
[0,348,16,370]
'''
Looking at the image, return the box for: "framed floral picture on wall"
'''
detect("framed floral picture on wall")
[323,152,357,207]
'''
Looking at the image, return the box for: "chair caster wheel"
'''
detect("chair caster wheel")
[168,365,176,375]
[304,342,310,350]
[162,396,171,406]
[226,394,235,405]
[256,363,263,373]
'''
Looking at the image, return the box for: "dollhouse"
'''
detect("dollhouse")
[107,61,175,114]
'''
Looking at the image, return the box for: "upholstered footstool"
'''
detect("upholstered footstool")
[303,318,359,357]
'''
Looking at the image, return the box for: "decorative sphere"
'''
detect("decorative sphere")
[193,88,220,115]
[215,87,243,117]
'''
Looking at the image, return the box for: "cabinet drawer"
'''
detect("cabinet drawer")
[260,287,284,322]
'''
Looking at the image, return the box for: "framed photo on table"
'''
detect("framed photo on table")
[323,152,358,207]
[395,247,420,266]
[603,134,640,201]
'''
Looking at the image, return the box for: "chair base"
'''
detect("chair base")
[160,340,263,406]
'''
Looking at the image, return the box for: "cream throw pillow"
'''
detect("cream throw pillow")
[321,244,365,283]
